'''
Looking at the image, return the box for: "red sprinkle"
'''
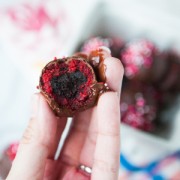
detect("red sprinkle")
[6,142,19,161]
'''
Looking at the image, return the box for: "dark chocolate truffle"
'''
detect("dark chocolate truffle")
[39,50,110,117]
[157,51,180,92]
[121,82,160,131]
[121,39,157,81]
[80,36,124,58]
[81,37,110,53]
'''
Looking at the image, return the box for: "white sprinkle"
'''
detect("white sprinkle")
[84,167,92,174]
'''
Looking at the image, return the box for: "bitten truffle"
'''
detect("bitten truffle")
[39,48,110,116]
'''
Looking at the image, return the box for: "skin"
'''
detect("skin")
[6,52,124,180]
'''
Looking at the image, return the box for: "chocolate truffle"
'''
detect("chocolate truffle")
[121,39,157,81]
[80,36,124,58]
[39,49,110,117]
[81,37,110,53]
[157,51,180,92]
[121,82,160,131]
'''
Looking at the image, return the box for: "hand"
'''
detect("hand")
[7,55,124,180]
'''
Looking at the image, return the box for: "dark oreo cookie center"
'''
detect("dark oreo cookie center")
[51,71,87,99]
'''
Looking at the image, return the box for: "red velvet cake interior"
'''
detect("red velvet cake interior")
[40,58,96,112]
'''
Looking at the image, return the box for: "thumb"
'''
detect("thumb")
[7,93,58,180]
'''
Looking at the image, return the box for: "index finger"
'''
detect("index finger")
[92,92,120,180]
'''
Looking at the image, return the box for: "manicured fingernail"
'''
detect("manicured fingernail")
[31,93,40,118]
[99,46,111,54]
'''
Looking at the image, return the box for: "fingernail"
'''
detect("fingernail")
[99,46,111,55]
[31,93,40,118]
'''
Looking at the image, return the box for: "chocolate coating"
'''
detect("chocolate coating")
[39,51,110,117]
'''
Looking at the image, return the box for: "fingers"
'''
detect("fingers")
[104,56,124,94]
[50,117,67,159]
[57,109,94,179]
[7,93,67,180]
[58,47,114,164]
[58,48,123,177]
[58,110,92,170]
[79,54,124,166]
[92,92,120,180]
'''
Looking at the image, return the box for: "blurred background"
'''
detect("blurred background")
[0,0,180,179]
